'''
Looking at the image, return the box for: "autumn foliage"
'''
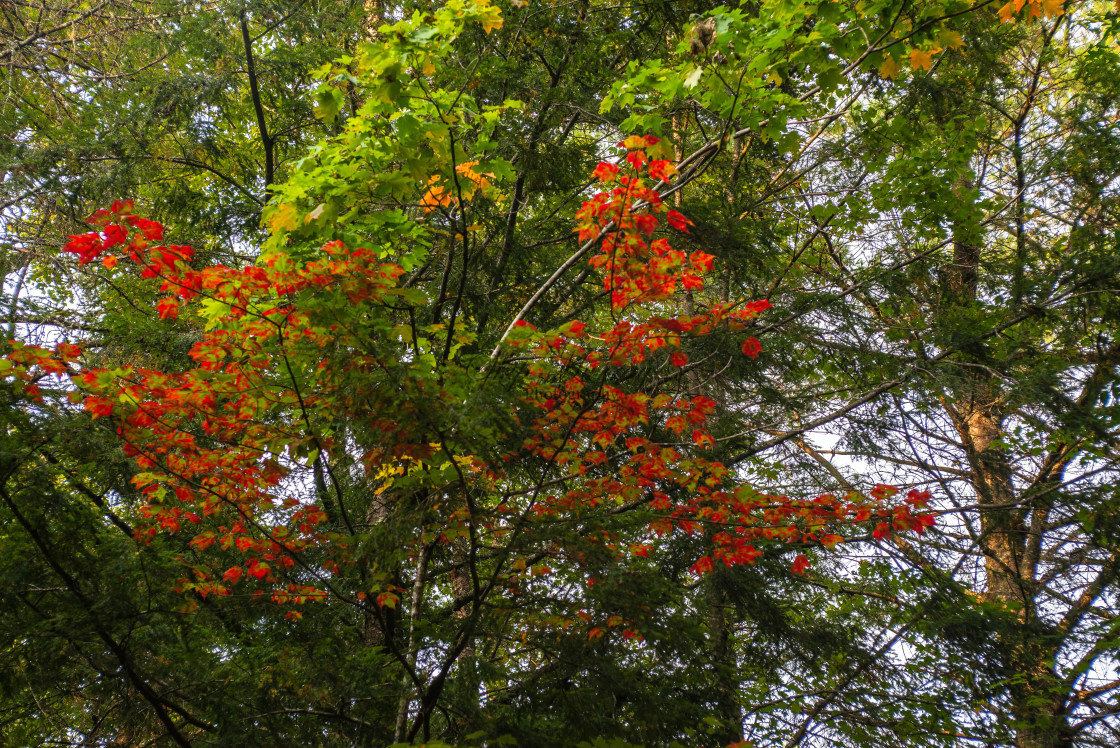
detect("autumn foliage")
[4,139,933,630]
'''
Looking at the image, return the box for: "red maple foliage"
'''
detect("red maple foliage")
[4,140,934,625]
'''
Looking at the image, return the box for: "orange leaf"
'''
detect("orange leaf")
[908,48,941,71]
[878,55,901,79]
[419,176,453,214]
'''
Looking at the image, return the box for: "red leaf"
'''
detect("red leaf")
[84,397,113,419]
[690,555,714,575]
[791,554,810,575]
[156,297,179,320]
[648,159,677,182]
[740,337,762,358]
[692,430,715,449]
[666,210,692,232]
[592,161,620,182]
[190,533,216,551]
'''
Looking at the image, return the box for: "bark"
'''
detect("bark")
[363,491,394,648]
[394,543,432,743]
[706,572,743,746]
[944,231,1072,748]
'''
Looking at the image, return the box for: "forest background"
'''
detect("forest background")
[0,0,1118,746]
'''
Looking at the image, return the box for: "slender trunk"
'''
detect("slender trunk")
[944,227,1071,747]
[363,492,393,647]
[448,536,480,720]
[394,543,432,742]
[706,571,742,746]
[239,13,274,191]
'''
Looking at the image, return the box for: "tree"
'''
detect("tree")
[598,1,1120,745]
[2,0,1117,746]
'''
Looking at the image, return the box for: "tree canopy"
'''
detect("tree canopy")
[1,1,1118,747]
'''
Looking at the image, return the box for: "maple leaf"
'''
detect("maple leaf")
[909,47,941,72]
[419,176,453,214]
[741,337,762,358]
[266,203,301,232]
[692,430,715,449]
[190,533,216,551]
[476,1,503,33]
[791,554,810,575]
[156,297,180,320]
[647,159,676,182]
[1037,0,1063,17]
[878,55,901,79]
[455,160,495,193]
[937,29,964,50]
[83,397,113,419]
[666,210,692,232]
[64,233,104,265]
[690,556,714,575]
[592,161,620,182]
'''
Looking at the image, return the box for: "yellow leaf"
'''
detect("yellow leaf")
[998,2,1015,22]
[1037,0,1064,18]
[937,29,964,50]
[476,2,504,34]
[267,203,300,232]
[878,55,901,79]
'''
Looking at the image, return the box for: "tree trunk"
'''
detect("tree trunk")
[944,232,1071,747]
